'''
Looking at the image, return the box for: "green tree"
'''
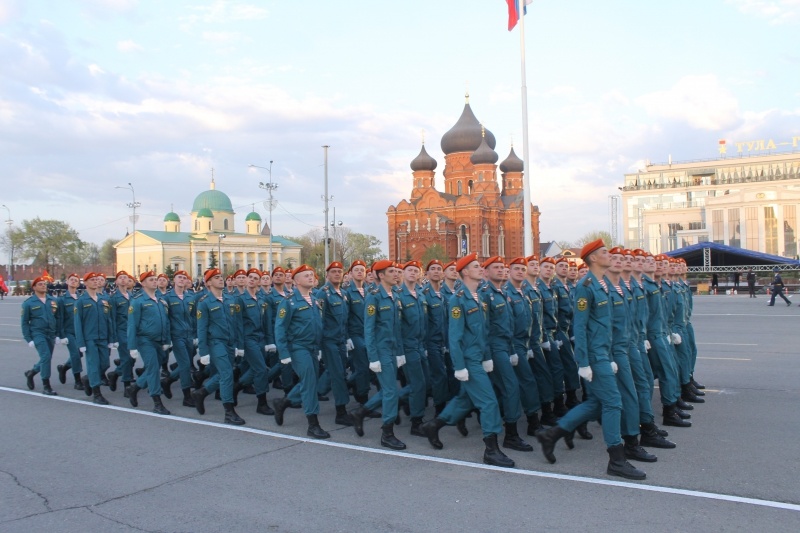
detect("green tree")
[0,226,24,274]
[99,238,117,265]
[208,250,218,268]
[16,218,83,269]
[574,230,614,248]
[164,264,176,278]
[339,230,385,266]
[421,243,449,265]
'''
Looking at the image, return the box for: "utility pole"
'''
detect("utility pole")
[116,184,140,275]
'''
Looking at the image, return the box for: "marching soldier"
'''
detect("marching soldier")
[345,260,371,405]
[537,258,568,416]
[553,257,581,409]
[22,273,59,395]
[396,260,428,437]
[236,268,273,416]
[161,270,197,407]
[107,271,134,394]
[56,273,85,390]
[74,272,114,405]
[422,259,451,414]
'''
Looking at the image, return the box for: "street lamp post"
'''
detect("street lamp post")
[252,162,277,272]
[322,145,331,266]
[218,234,226,272]
[115,184,141,275]
[329,206,343,262]
[1,204,12,281]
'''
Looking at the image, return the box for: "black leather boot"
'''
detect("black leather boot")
[107,370,119,392]
[676,398,694,411]
[306,414,330,439]
[232,382,243,406]
[41,378,58,396]
[691,375,705,389]
[272,397,289,426]
[122,381,131,398]
[100,374,110,387]
[192,387,209,415]
[350,406,368,437]
[434,402,446,417]
[161,376,174,399]
[674,405,692,419]
[73,373,84,391]
[681,384,705,403]
[456,418,468,437]
[92,386,109,405]
[553,395,568,417]
[607,443,646,480]
[422,417,446,449]
[483,434,515,468]
[410,417,425,437]
[224,403,246,426]
[540,402,558,426]
[623,435,657,462]
[534,425,572,464]
[640,422,676,449]
[565,389,580,409]
[503,421,533,451]
[256,393,274,415]
[81,375,92,397]
[381,423,406,450]
[57,363,69,384]
[335,405,354,426]
[576,421,593,440]
[24,369,39,390]
[689,382,705,396]
[654,424,669,437]
[182,388,196,407]
[526,412,542,436]
[662,404,691,427]
[127,384,141,407]
[152,395,170,415]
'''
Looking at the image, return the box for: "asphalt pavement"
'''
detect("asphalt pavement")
[1,293,799,532]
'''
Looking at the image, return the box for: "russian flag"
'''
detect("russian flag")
[506,0,532,31]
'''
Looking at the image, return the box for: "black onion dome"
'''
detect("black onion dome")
[499,147,524,173]
[410,144,437,172]
[470,136,498,165]
[440,103,496,155]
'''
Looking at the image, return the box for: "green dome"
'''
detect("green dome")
[245,211,262,222]
[164,212,180,222]
[196,208,213,218]
[192,189,233,213]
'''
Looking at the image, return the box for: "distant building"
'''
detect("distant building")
[621,148,800,258]
[115,179,302,279]
[387,95,540,262]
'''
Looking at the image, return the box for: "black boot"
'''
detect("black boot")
[552,395,568,417]
[24,369,38,390]
[503,421,533,451]
[161,376,174,399]
[689,382,705,396]
[192,387,209,415]
[662,404,691,427]
[576,421,593,440]
[350,406,368,437]
[73,373,84,391]
[41,378,58,396]
[381,423,406,450]
[152,395,170,415]
[534,425,572,464]
[256,393,274,415]
[607,443,646,480]
[92,386,109,405]
[100,374,110,387]
[674,405,692,419]
[182,388,196,408]
[122,381,131,398]
[623,435,657,462]
[526,412,542,436]
[81,375,92,397]
[483,434,515,468]
[410,417,425,437]
[676,396,694,411]
[224,403,246,426]
[232,382,243,406]
[691,376,705,389]
[681,384,705,403]
[434,402,446,417]
[565,389,580,409]
[127,384,141,407]
[654,425,669,437]
[640,422,676,449]
[306,414,330,439]
[540,402,558,426]
[57,363,69,384]
[335,405,354,426]
[422,417,446,449]
[107,370,119,392]
[456,418,469,437]
[273,397,289,426]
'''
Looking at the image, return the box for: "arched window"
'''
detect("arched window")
[224,219,229,230]
[208,221,212,231]
[195,220,198,231]
[468,180,473,194]
[457,181,462,195]
[482,224,489,257]
[459,225,468,257]
[498,225,505,257]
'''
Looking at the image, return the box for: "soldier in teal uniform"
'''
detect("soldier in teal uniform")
[668,259,703,404]
[537,258,568,416]
[422,253,515,468]
[553,257,581,408]
[536,239,646,480]
[264,267,293,393]
[74,272,114,404]
[107,271,134,394]
[126,271,172,415]
[235,268,273,415]
[678,259,705,393]
[22,273,59,395]
[192,268,246,425]
[422,259,451,415]
[161,270,197,407]
[396,260,428,437]
[345,260,371,405]
[56,273,84,390]
[349,260,406,449]
[271,264,330,439]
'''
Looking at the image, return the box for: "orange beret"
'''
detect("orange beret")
[84,272,95,281]
[157,273,169,280]
[292,264,314,276]
[678,258,687,264]
[403,260,422,270]
[540,257,556,265]
[32,276,48,286]
[621,249,633,257]
[580,238,606,260]
[556,257,569,265]
[234,269,247,278]
[632,248,647,257]
[654,254,668,261]
[115,270,130,279]
[426,259,443,270]
[509,257,527,267]
[247,268,262,277]
[173,270,189,279]
[568,261,578,267]
[608,246,624,255]
[525,255,539,263]
[66,272,80,280]
[326,261,344,271]
[578,263,589,270]
[139,271,156,282]
[372,259,394,272]
[443,261,456,270]
[271,266,284,275]
[204,268,221,283]
[481,256,503,269]
[348,260,366,272]
[456,252,478,272]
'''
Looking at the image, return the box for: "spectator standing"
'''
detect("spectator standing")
[746,269,757,298]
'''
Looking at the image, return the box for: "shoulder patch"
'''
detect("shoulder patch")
[278,308,286,319]
[367,304,376,316]
[582,278,592,287]
[128,305,134,314]
[451,307,461,319]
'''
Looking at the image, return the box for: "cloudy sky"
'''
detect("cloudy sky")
[1,0,798,258]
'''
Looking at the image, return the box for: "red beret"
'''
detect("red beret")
[326,261,344,271]
[621,249,633,257]
[456,253,478,272]
[371,259,394,272]
[580,238,606,260]
[234,269,247,278]
[403,260,422,270]
[349,260,367,272]
[140,271,156,282]
[66,273,80,280]
[526,255,539,263]
[632,248,647,257]
[578,263,589,270]
[481,256,503,269]
[173,270,190,279]
[540,257,556,265]
[115,270,130,279]
[555,257,569,265]
[157,273,169,280]
[293,264,315,276]
[271,266,284,275]
[247,268,262,277]
[508,257,527,267]
[426,259,443,270]
[568,261,578,267]
[654,254,668,261]
[84,272,95,282]
[678,258,686,264]
[443,261,456,270]
[608,246,624,255]
[225,275,234,281]
[204,268,221,283]
[32,276,48,286]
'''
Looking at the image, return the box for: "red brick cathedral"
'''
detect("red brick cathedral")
[387,96,540,263]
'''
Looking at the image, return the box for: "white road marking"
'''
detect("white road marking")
[697,343,757,346]
[697,357,751,361]
[1,386,798,513]
[0,338,22,342]
[693,313,796,317]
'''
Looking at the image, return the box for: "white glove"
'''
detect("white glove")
[162,344,170,351]
[454,368,469,381]
[555,340,564,349]
[482,359,494,373]
[578,366,593,382]
[611,362,618,374]
[235,348,244,357]
[280,357,292,364]
[666,335,672,346]
[55,337,62,345]
[540,341,551,351]
[671,333,682,345]
[79,346,87,353]
[199,354,210,365]
[526,349,533,360]
[644,340,651,350]
[318,350,323,361]
[28,341,35,348]
[369,360,382,373]
[346,338,354,351]
[570,336,575,342]
[61,337,69,346]
[130,349,140,360]
[396,355,406,368]
[509,353,519,366]
[264,344,277,353]
[424,350,428,357]
[193,338,199,347]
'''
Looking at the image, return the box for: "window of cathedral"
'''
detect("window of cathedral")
[224,219,229,230]
[457,182,462,195]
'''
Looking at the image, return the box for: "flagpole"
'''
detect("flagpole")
[518,0,533,256]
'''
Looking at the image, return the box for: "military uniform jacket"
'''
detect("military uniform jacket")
[237,290,271,344]
[265,287,290,345]
[196,292,243,356]
[421,283,447,348]
[345,283,367,339]
[163,289,196,341]
[127,292,171,350]
[74,292,113,347]
[522,278,544,346]
[275,290,323,355]
[628,278,649,344]
[660,280,677,332]
[109,290,131,345]
[642,275,668,339]
[480,282,515,354]
[320,282,348,342]
[364,284,402,363]
[606,278,631,359]
[553,278,573,333]
[537,279,559,334]
[448,288,490,370]
[670,280,687,329]
[56,291,79,338]
[572,271,613,368]
[397,283,427,354]
[21,293,58,341]
[504,281,533,356]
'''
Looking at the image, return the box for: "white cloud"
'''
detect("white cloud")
[635,75,741,130]
[202,31,248,43]
[727,0,800,24]
[181,1,268,30]
[0,0,23,23]
[117,39,143,52]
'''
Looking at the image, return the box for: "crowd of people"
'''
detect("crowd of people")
[19,239,706,480]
